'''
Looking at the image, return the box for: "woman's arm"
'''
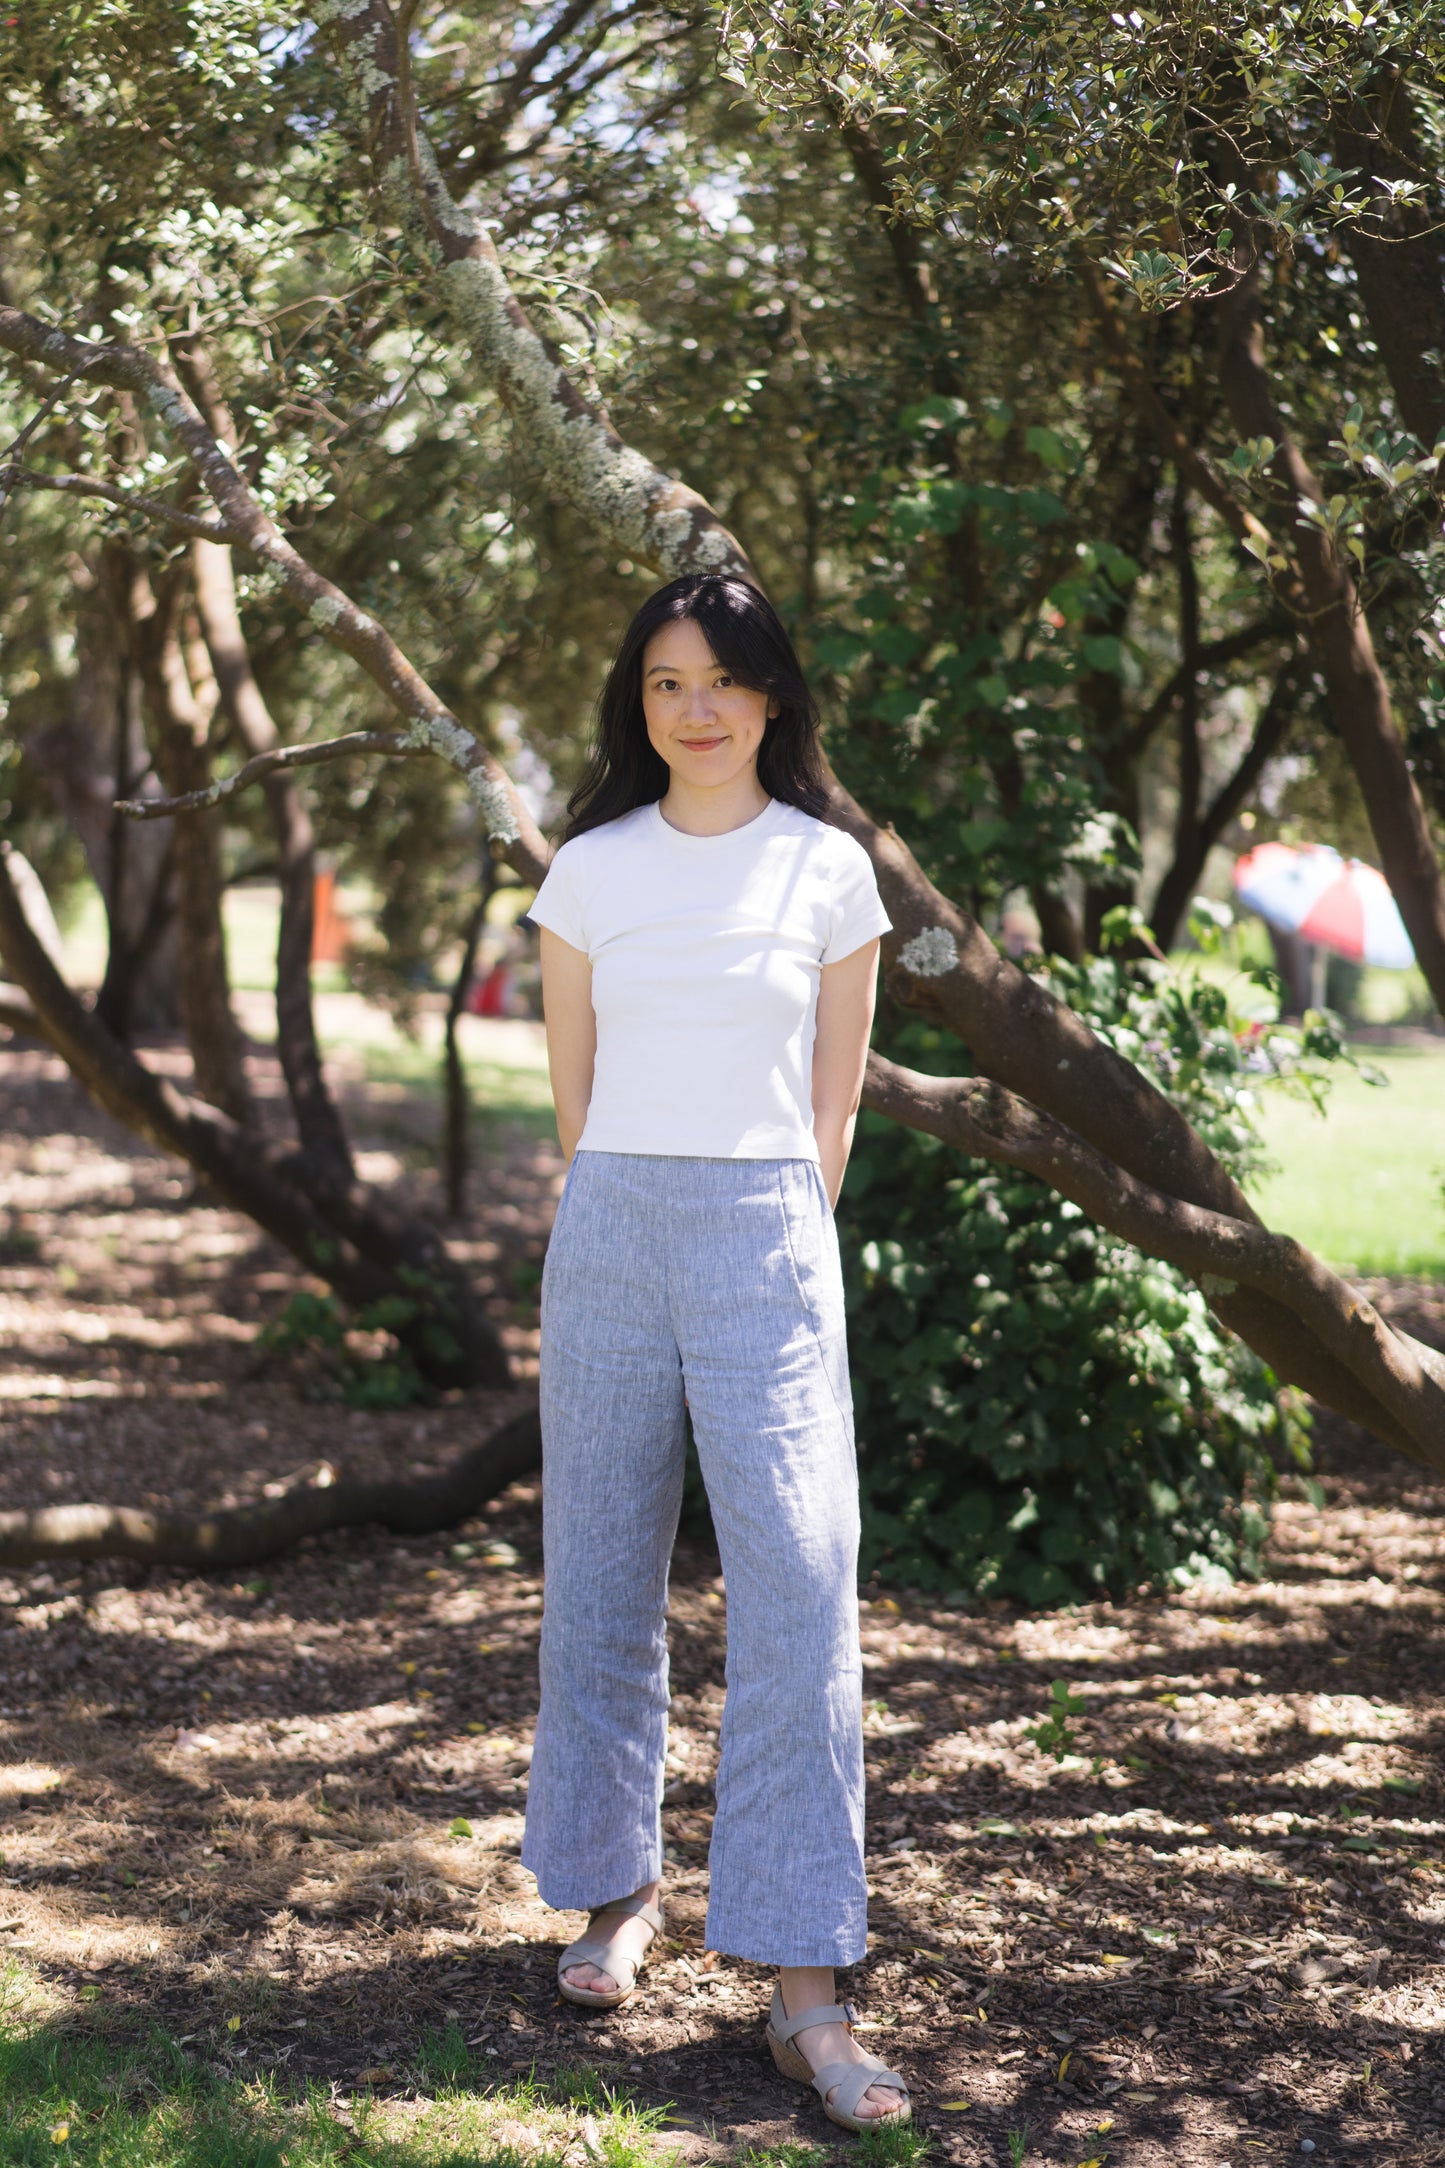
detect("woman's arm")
[812,938,880,1209]
[539,927,596,1163]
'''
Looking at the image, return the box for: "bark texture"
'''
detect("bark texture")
[0,842,511,1392]
[192,533,354,1182]
[3,9,1444,1563]
[0,304,549,879]
[861,1053,1445,1469]
[131,561,254,1122]
[1212,263,1445,1015]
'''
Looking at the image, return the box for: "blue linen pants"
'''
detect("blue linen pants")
[521,1150,867,1967]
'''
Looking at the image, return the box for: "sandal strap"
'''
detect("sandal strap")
[559,1936,640,1988]
[557,1897,663,1988]
[813,2058,910,2122]
[768,1982,857,2047]
[590,1895,664,1935]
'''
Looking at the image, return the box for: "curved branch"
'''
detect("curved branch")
[0,465,237,541]
[0,1407,541,1568]
[322,1,1445,1463]
[117,732,424,818]
[0,304,549,883]
[188,504,356,1184]
[325,0,755,586]
[862,1051,1445,1468]
[0,987,48,1039]
[1120,614,1288,768]
[0,842,511,1389]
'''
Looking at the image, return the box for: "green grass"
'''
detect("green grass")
[56,881,358,995]
[54,875,1444,1279]
[354,1030,554,1126]
[0,1976,676,2168]
[1247,1044,1445,1276]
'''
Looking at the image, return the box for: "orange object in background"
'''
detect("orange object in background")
[311,867,351,965]
[466,961,512,1016]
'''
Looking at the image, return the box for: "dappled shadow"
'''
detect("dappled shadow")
[3,1475,1442,2164]
[2,1043,1444,2164]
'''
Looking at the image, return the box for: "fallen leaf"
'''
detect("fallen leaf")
[939,2100,972,2112]
[356,2065,394,2086]
[447,1817,474,1839]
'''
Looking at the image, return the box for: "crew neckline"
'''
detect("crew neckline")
[649,795,782,844]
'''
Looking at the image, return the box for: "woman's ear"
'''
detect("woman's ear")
[767,697,781,719]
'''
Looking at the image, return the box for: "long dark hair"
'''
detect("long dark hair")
[562,573,830,841]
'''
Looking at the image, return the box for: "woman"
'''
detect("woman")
[521,572,910,2132]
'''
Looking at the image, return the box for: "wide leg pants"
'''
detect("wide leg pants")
[520,1150,867,1967]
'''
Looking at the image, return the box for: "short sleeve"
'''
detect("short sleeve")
[527,839,590,954]
[822,834,892,964]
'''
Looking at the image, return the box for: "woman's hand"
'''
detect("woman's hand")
[540,927,596,1163]
[812,938,880,1209]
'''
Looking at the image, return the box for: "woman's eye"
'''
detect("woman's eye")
[715,675,733,687]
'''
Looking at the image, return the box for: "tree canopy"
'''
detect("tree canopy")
[2,0,1444,1571]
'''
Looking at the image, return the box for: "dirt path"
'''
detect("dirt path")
[0,1038,1442,2165]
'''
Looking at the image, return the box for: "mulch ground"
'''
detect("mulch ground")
[0,1032,1442,2166]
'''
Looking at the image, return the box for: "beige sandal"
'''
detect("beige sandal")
[765,1984,912,2132]
[556,1894,664,2010]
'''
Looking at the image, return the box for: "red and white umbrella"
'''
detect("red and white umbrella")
[1232,842,1415,969]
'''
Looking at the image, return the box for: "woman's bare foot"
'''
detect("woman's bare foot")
[778,1966,908,2122]
[561,1880,661,1997]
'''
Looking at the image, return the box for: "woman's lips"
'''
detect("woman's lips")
[680,736,726,750]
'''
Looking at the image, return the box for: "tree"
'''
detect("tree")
[1,0,1443,1571]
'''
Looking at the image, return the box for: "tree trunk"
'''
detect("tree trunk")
[0,1407,541,1568]
[0,842,511,1390]
[6,118,1443,1472]
[1335,84,1445,460]
[191,533,354,1182]
[1149,658,1299,950]
[862,1052,1445,1465]
[25,558,181,1033]
[129,558,254,1121]
[443,853,494,1221]
[1207,252,1445,1016]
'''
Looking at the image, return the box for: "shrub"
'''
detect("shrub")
[837,942,1335,1604]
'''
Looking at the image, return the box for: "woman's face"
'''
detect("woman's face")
[641,615,775,792]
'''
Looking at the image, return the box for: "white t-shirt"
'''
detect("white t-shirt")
[528,796,892,1161]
